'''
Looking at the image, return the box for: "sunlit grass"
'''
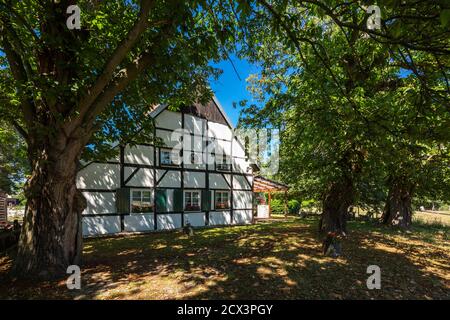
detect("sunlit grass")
[0,216,448,300]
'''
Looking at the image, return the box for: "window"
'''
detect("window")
[184,190,201,211]
[160,150,172,165]
[131,190,153,213]
[216,154,231,171]
[215,191,230,209]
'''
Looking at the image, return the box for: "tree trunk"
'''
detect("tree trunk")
[320,178,354,257]
[13,141,86,279]
[381,178,413,229]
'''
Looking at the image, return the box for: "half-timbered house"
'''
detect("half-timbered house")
[77,97,255,236]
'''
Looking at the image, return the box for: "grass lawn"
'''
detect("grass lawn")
[0,216,448,299]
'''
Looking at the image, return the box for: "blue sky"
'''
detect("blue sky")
[209,54,260,126]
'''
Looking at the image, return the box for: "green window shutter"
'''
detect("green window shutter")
[155,189,167,213]
[201,189,210,212]
[173,189,183,212]
[116,188,130,214]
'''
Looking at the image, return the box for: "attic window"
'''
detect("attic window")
[216,154,231,171]
[160,149,177,166]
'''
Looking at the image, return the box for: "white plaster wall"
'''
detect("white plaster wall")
[209,211,231,225]
[184,171,205,188]
[233,157,250,173]
[209,173,230,189]
[184,212,206,227]
[82,216,121,236]
[155,110,182,130]
[157,214,182,230]
[124,145,153,165]
[208,122,232,140]
[183,135,204,152]
[124,214,155,232]
[157,170,181,188]
[77,163,120,190]
[217,139,232,155]
[233,175,252,190]
[233,210,253,225]
[232,138,246,158]
[233,190,253,209]
[82,191,116,215]
[125,167,154,187]
[156,129,182,148]
[185,114,205,136]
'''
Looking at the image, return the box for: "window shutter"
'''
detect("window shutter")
[155,189,167,213]
[173,189,183,212]
[201,189,210,212]
[116,188,130,214]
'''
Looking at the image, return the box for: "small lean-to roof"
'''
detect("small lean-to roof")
[253,176,289,192]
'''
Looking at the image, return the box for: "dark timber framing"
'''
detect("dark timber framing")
[79,100,256,235]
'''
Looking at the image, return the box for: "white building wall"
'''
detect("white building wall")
[209,173,230,189]
[233,210,253,225]
[208,122,232,140]
[77,163,120,190]
[155,110,182,130]
[125,167,154,187]
[82,216,121,236]
[157,214,182,230]
[124,214,155,232]
[233,191,253,209]
[233,175,252,190]
[157,170,181,188]
[209,211,231,225]
[124,145,153,165]
[184,212,206,227]
[82,191,116,215]
[185,114,206,135]
[184,171,205,188]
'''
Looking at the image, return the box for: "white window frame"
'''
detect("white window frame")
[160,149,173,166]
[130,189,154,214]
[214,191,230,210]
[184,190,201,212]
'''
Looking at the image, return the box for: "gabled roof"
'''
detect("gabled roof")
[150,95,235,129]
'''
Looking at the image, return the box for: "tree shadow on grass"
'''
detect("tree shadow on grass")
[0,218,448,299]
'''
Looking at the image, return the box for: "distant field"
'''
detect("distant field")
[414,211,450,227]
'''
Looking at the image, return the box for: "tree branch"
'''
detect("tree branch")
[1,33,36,128]
[75,0,156,119]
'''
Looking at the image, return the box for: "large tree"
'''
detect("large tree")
[236,0,449,250]
[0,0,238,278]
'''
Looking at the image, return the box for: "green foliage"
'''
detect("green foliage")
[237,0,450,211]
[288,199,300,214]
[0,0,242,162]
[0,121,28,193]
[269,199,283,214]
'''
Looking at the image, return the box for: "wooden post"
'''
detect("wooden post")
[0,191,6,226]
[268,191,272,218]
[284,190,288,216]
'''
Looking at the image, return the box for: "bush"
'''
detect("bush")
[270,199,284,214]
[267,199,301,215]
[288,199,300,214]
